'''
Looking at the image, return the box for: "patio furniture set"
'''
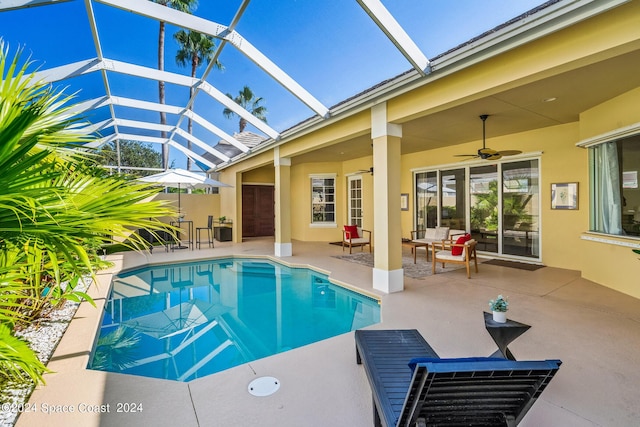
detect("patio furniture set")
[342,225,480,279]
[139,215,230,252]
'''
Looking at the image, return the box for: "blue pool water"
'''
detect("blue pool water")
[88,257,380,381]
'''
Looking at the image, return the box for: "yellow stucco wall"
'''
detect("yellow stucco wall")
[399,123,588,270]
[576,87,640,299]
[243,166,275,184]
[290,162,343,242]
[153,193,220,229]
[210,2,640,298]
[388,0,640,125]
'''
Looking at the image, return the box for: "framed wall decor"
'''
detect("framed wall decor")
[400,193,409,211]
[551,182,578,210]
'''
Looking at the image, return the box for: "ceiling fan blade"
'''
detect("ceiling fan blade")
[355,167,374,174]
[455,116,521,161]
[497,150,522,156]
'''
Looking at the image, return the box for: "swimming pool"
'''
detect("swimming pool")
[88,257,380,381]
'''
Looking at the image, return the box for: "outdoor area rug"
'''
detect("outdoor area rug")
[332,252,463,279]
[483,259,545,271]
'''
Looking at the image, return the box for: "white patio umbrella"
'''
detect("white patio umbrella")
[138,168,231,216]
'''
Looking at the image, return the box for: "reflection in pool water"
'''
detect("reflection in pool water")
[89,258,380,381]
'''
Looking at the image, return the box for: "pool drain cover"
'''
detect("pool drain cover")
[248,376,280,397]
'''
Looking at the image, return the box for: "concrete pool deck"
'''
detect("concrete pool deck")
[16,238,640,426]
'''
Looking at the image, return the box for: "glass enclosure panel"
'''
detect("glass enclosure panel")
[440,169,466,231]
[502,160,539,257]
[470,164,498,253]
[415,171,437,232]
[348,177,363,227]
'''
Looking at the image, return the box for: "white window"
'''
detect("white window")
[311,175,336,225]
[589,134,640,237]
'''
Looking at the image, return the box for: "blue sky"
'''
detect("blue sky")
[0,0,545,169]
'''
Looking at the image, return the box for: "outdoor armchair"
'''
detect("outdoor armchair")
[342,225,372,254]
[431,235,478,278]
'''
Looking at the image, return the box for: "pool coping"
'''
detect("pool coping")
[89,254,382,382]
[115,253,382,303]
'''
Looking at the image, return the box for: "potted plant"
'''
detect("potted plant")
[489,295,508,323]
[219,216,227,224]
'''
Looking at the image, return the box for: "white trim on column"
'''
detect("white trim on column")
[274,242,292,257]
[274,147,292,167]
[371,103,402,138]
[372,268,404,293]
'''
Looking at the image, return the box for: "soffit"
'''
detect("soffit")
[292,46,640,165]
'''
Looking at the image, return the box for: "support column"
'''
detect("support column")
[233,171,242,243]
[274,148,292,257]
[371,103,404,293]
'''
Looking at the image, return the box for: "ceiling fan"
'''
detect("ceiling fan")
[455,115,522,161]
[355,167,374,175]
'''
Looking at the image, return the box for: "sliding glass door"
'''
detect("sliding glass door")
[470,164,498,253]
[414,158,540,260]
[440,168,466,231]
[415,171,437,230]
[502,160,539,257]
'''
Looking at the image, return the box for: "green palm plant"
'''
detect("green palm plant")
[0,42,175,384]
[223,85,267,133]
[174,29,222,170]
[0,324,49,384]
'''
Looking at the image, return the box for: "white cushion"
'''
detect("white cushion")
[423,228,437,239]
[346,237,369,244]
[414,227,450,243]
[435,250,464,261]
[435,239,475,260]
[434,226,450,240]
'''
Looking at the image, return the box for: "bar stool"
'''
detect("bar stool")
[196,215,214,249]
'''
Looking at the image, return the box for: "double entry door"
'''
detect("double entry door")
[242,185,275,237]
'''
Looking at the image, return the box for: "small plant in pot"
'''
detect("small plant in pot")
[489,295,508,323]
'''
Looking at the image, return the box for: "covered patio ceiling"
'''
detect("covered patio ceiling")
[0,0,632,170]
[292,46,640,165]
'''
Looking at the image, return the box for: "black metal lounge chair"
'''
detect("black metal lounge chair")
[355,329,562,427]
[137,228,172,253]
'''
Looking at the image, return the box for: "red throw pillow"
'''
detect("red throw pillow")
[344,225,359,239]
[451,233,471,256]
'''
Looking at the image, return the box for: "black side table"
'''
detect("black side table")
[483,312,531,360]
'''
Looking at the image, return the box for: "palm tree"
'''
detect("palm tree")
[223,86,268,133]
[150,0,197,169]
[174,29,222,170]
[0,43,175,385]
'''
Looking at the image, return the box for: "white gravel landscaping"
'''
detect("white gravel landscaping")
[0,281,89,427]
